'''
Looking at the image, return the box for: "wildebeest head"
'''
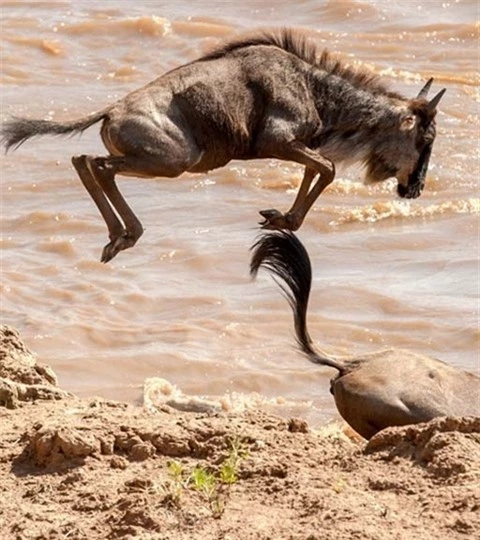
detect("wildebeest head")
[365,79,446,199]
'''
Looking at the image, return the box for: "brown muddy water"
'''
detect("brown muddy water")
[1,0,479,425]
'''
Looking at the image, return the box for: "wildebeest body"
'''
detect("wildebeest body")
[332,349,480,438]
[250,231,480,439]
[1,29,445,262]
[103,47,321,168]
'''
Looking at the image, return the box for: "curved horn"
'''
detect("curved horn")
[417,77,434,99]
[428,88,447,112]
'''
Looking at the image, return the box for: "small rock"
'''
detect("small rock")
[110,455,129,470]
[129,442,155,461]
[288,418,309,433]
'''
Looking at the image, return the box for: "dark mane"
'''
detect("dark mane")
[201,28,398,97]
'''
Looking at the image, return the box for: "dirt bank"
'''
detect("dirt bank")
[0,325,479,539]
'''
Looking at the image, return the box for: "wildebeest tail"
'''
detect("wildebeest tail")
[250,230,345,374]
[1,107,111,152]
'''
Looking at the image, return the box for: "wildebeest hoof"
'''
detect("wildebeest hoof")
[101,233,137,263]
[259,209,299,231]
[259,208,284,229]
[397,182,423,199]
[259,208,283,220]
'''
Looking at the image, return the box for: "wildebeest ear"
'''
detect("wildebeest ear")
[400,114,416,131]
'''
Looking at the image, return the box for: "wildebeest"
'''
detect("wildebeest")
[2,28,445,263]
[250,231,480,439]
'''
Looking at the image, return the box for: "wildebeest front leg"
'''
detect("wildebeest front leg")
[260,167,316,228]
[260,142,335,230]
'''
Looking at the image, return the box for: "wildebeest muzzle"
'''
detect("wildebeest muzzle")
[397,144,432,199]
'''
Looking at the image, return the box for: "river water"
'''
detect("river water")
[1,0,478,424]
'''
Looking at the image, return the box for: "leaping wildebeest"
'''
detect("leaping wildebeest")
[2,28,445,263]
[250,231,480,439]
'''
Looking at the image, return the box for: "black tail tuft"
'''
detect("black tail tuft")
[250,230,312,328]
[250,230,344,373]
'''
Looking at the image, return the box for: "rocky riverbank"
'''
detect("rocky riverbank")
[0,325,478,539]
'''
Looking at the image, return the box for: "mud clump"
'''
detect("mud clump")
[24,425,100,467]
[366,416,480,478]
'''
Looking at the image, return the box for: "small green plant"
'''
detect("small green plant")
[168,459,185,482]
[162,438,249,517]
[191,465,225,517]
[190,466,217,495]
[219,437,249,485]
[163,459,188,507]
[188,437,250,518]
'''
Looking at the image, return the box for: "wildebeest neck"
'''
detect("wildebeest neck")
[309,71,405,165]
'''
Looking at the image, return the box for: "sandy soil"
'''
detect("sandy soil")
[1,325,479,540]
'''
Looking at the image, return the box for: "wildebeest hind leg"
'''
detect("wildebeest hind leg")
[84,155,148,263]
[72,155,126,258]
[85,152,200,262]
